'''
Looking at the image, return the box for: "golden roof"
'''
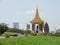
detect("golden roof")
[31,7,44,24]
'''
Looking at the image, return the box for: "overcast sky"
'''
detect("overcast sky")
[0,0,60,31]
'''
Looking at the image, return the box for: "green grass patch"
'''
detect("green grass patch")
[0,35,60,45]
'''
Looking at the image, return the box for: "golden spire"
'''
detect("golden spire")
[35,5,40,20]
[31,6,44,24]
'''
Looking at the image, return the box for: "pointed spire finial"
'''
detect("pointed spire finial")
[36,5,39,17]
[36,4,38,8]
[36,5,38,10]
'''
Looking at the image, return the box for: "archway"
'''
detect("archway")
[34,24,39,33]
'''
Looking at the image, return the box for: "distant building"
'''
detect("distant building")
[26,24,30,30]
[13,22,19,29]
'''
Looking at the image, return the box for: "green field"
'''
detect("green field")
[0,35,60,45]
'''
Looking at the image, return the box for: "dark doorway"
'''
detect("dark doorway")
[36,31,38,33]
[37,26,38,30]
[36,26,39,33]
[35,24,39,33]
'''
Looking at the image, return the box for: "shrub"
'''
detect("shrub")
[51,33,60,37]
[30,31,37,36]
[31,33,37,36]
[25,30,32,34]
[11,34,17,37]
[24,34,28,36]
[19,30,25,35]
[3,32,12,38]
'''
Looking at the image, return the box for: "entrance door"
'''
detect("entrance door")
[35,24,39,33]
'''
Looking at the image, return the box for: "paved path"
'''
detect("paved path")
[0,36,5,38]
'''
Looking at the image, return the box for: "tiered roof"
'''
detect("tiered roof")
[31,7,44,24]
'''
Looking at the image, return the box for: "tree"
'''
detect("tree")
[0,23,8,35]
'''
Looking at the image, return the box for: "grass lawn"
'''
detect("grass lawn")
[0,35,60,45]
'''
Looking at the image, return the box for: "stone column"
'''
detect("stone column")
[39,24,43,34]
[32,24,34,31]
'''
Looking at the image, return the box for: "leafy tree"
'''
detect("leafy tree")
[6,28,25,35]
[0,23,8,35]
